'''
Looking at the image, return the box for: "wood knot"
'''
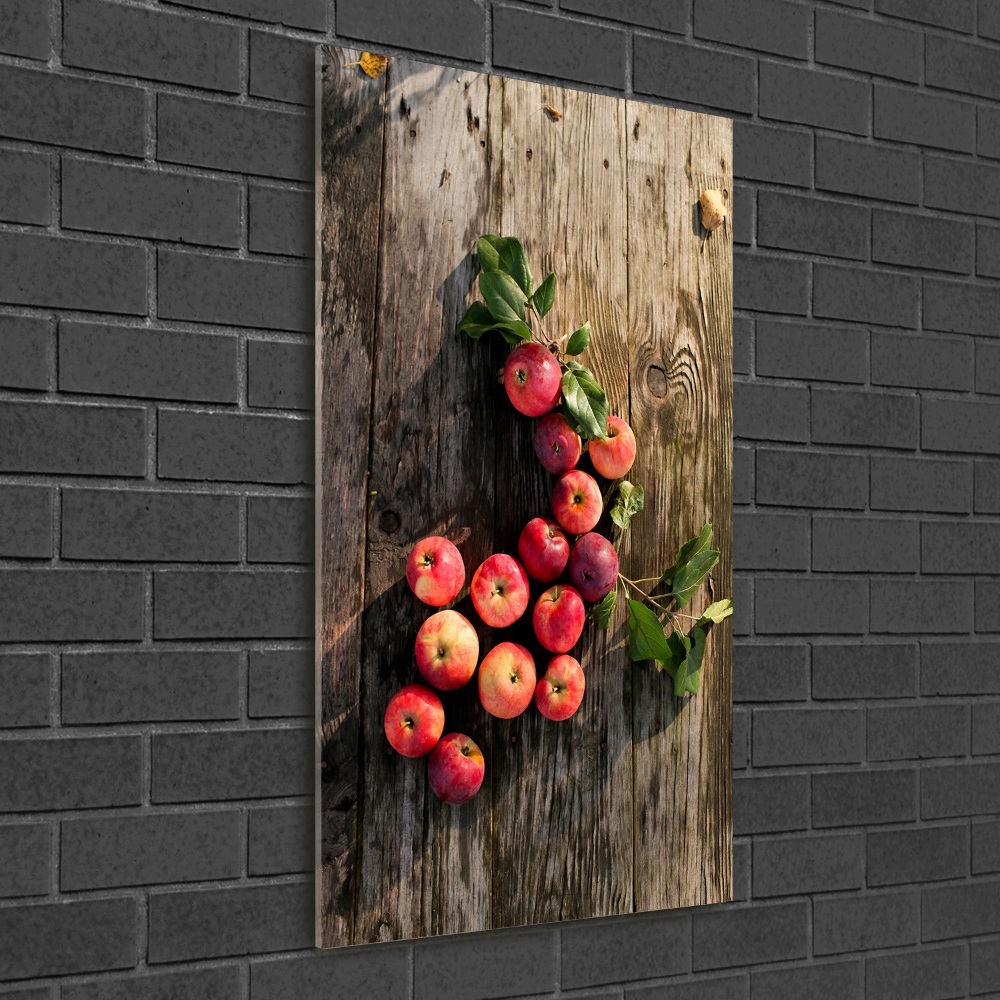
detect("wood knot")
[646,365,668,398]
[378,510,400,534]
[526,148,532,161]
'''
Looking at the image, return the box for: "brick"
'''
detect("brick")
[494,7,624,90]
[249,184,313,257]
[869,705,970,760]
[164,0,325,29]
[695,0,808,58]
[0,64,144,155]
[734,252,808,315]
[634,35,756,115]
[248,340,313,410]
[150,882,311,962]
[925,155,1000,218]
[340,0,483,62]
[563,911,691,988]
[60,321,239,403]
[752,961,862,1000]
[62,810,240,891]
[733,316,752,375]
[813,515,918,573]
[814,263,919,329]
[248,496,312,564]
[732,183,754,246]
[0,824,49,897]
[866,945,968,1000]
[732,707,749,769]
[872,331,973,391]
[871,456,972,513]
[630,976,748,1000]
[815,892,919,955]
[923,880,1000,940]
[813,768,917,827]
[158,94,311,181]
[875,84,974,154]
[753,833,863,897]
[249,31,313,106]
[152,728,312,802]
[732,841,750,903]
[760,62,869,135]
[978,224,1000,277]
[733,121,811,187]
[974,819,1000,873]
[692,901,808,971]
[924,397,1000,454]
[922,762,1000,818]
[733,382,808,443]
[928,34,1000,100]
[978,462,1000,512]
[979,579,1000,631]
[974,702,1000,755]
[561,0,687,31]
[924,278,1000,337]
[812,388,918,450]
[734,643,808,702]
[0,485,51,558]
[733,512,808,571]
[249,804,312,875]
[252,946,410,1000]
[814,642,917,699]
[756,320,867,384]
[0,314,50,390]
[983,1,1000,40]
[923,521,1000,574]
[869,825,969,887]
[923,639,1000,694]
[0,653,52,728]
[0,897,138,979]
[0,147,49,225]
[62,488,240,562]
[816,9,921,82]
[0,569,143,642]
[249,647,311,717]
[872,579,973,634]
[982,107,1000,161]
[64,0,239,92]
[817,136,920,204]
[63,157,240,247]
[64,967,242,1000]
[0,736,141,812]
[0,231,146,314]
[754,706,864,767]
[978,342,1000,394]
[159,249,311,332]
[734,444,753,504]
[155,569,312,639]
[758,191,869,261]
[0,0,49,58]
[757,447,868,509]
[874,210,974,275]
[973,939,1000,995]
[876,0,974,31]
[62,650,241,724]
[756,576,867,634]
[733,773,810,834]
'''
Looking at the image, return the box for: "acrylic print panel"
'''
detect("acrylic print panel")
[316,44,733,948]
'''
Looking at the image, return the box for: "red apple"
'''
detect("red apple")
[470,553,530,628]
[533,412,582,475]
[568,531,619,603]
[405,535,465,607]
[532,584,586,653]
[478,641,536,719]
[535,654,586,721]
[383,683,444,757]
[428,732,485,805]
[589,415,637,479]
[415,609,480,691]
[517,517,570,583]
[503,341,562,417]
[552,469,603,535]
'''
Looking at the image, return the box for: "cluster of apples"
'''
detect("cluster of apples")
[383,340,637,806]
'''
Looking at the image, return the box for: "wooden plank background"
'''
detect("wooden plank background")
[316,45,733,948]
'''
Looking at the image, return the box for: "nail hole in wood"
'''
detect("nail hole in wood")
[379,510,401,533]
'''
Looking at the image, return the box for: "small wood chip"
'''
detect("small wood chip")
[543,103,563,121]
[699,189,727,233]
[358,52,389,78]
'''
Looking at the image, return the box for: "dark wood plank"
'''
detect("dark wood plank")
[353,57,499,943]
[489,77,635,927]
[625,103,733,911]
[316,44,387,949]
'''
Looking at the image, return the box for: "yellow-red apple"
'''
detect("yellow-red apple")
[503,341,561,417]
[478,641,536,718]
[415,609,480,691]
[568,531,619,603]
[383,683,444,757]
[588,415,636,479]
[405,535,465,606]
[535,654,586,721]
[517,516,570,583]
[470,553,530,628]
[533,411,582,475]
[532,583,586,653]
[428,732,485,804]
[552,469,603,535]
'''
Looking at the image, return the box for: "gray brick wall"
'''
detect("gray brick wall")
[0,1,998,997]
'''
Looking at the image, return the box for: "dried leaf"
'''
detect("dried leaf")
[699,189,727,233]
[358,52,389,78]
[543,103,563,121]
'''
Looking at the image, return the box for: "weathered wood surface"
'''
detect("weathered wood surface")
[317,46,733,947]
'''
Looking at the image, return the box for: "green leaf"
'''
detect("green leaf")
[698,599,733,625]
[493,319,533,344]
[531,272,556,317]
[660,522,714,588]
[561,361,609,441]
[476,235,502,272]
[565,322,591,356]
[670,549,720,609]
[588,589,616,630]
[456,301,496,340]
[679,625,708,696]
[627,599,671,663]
[477,235,532,295]
[479,271,526,324]
[610,480,645,530]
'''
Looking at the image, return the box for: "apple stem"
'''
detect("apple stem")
[617,574,671,612]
